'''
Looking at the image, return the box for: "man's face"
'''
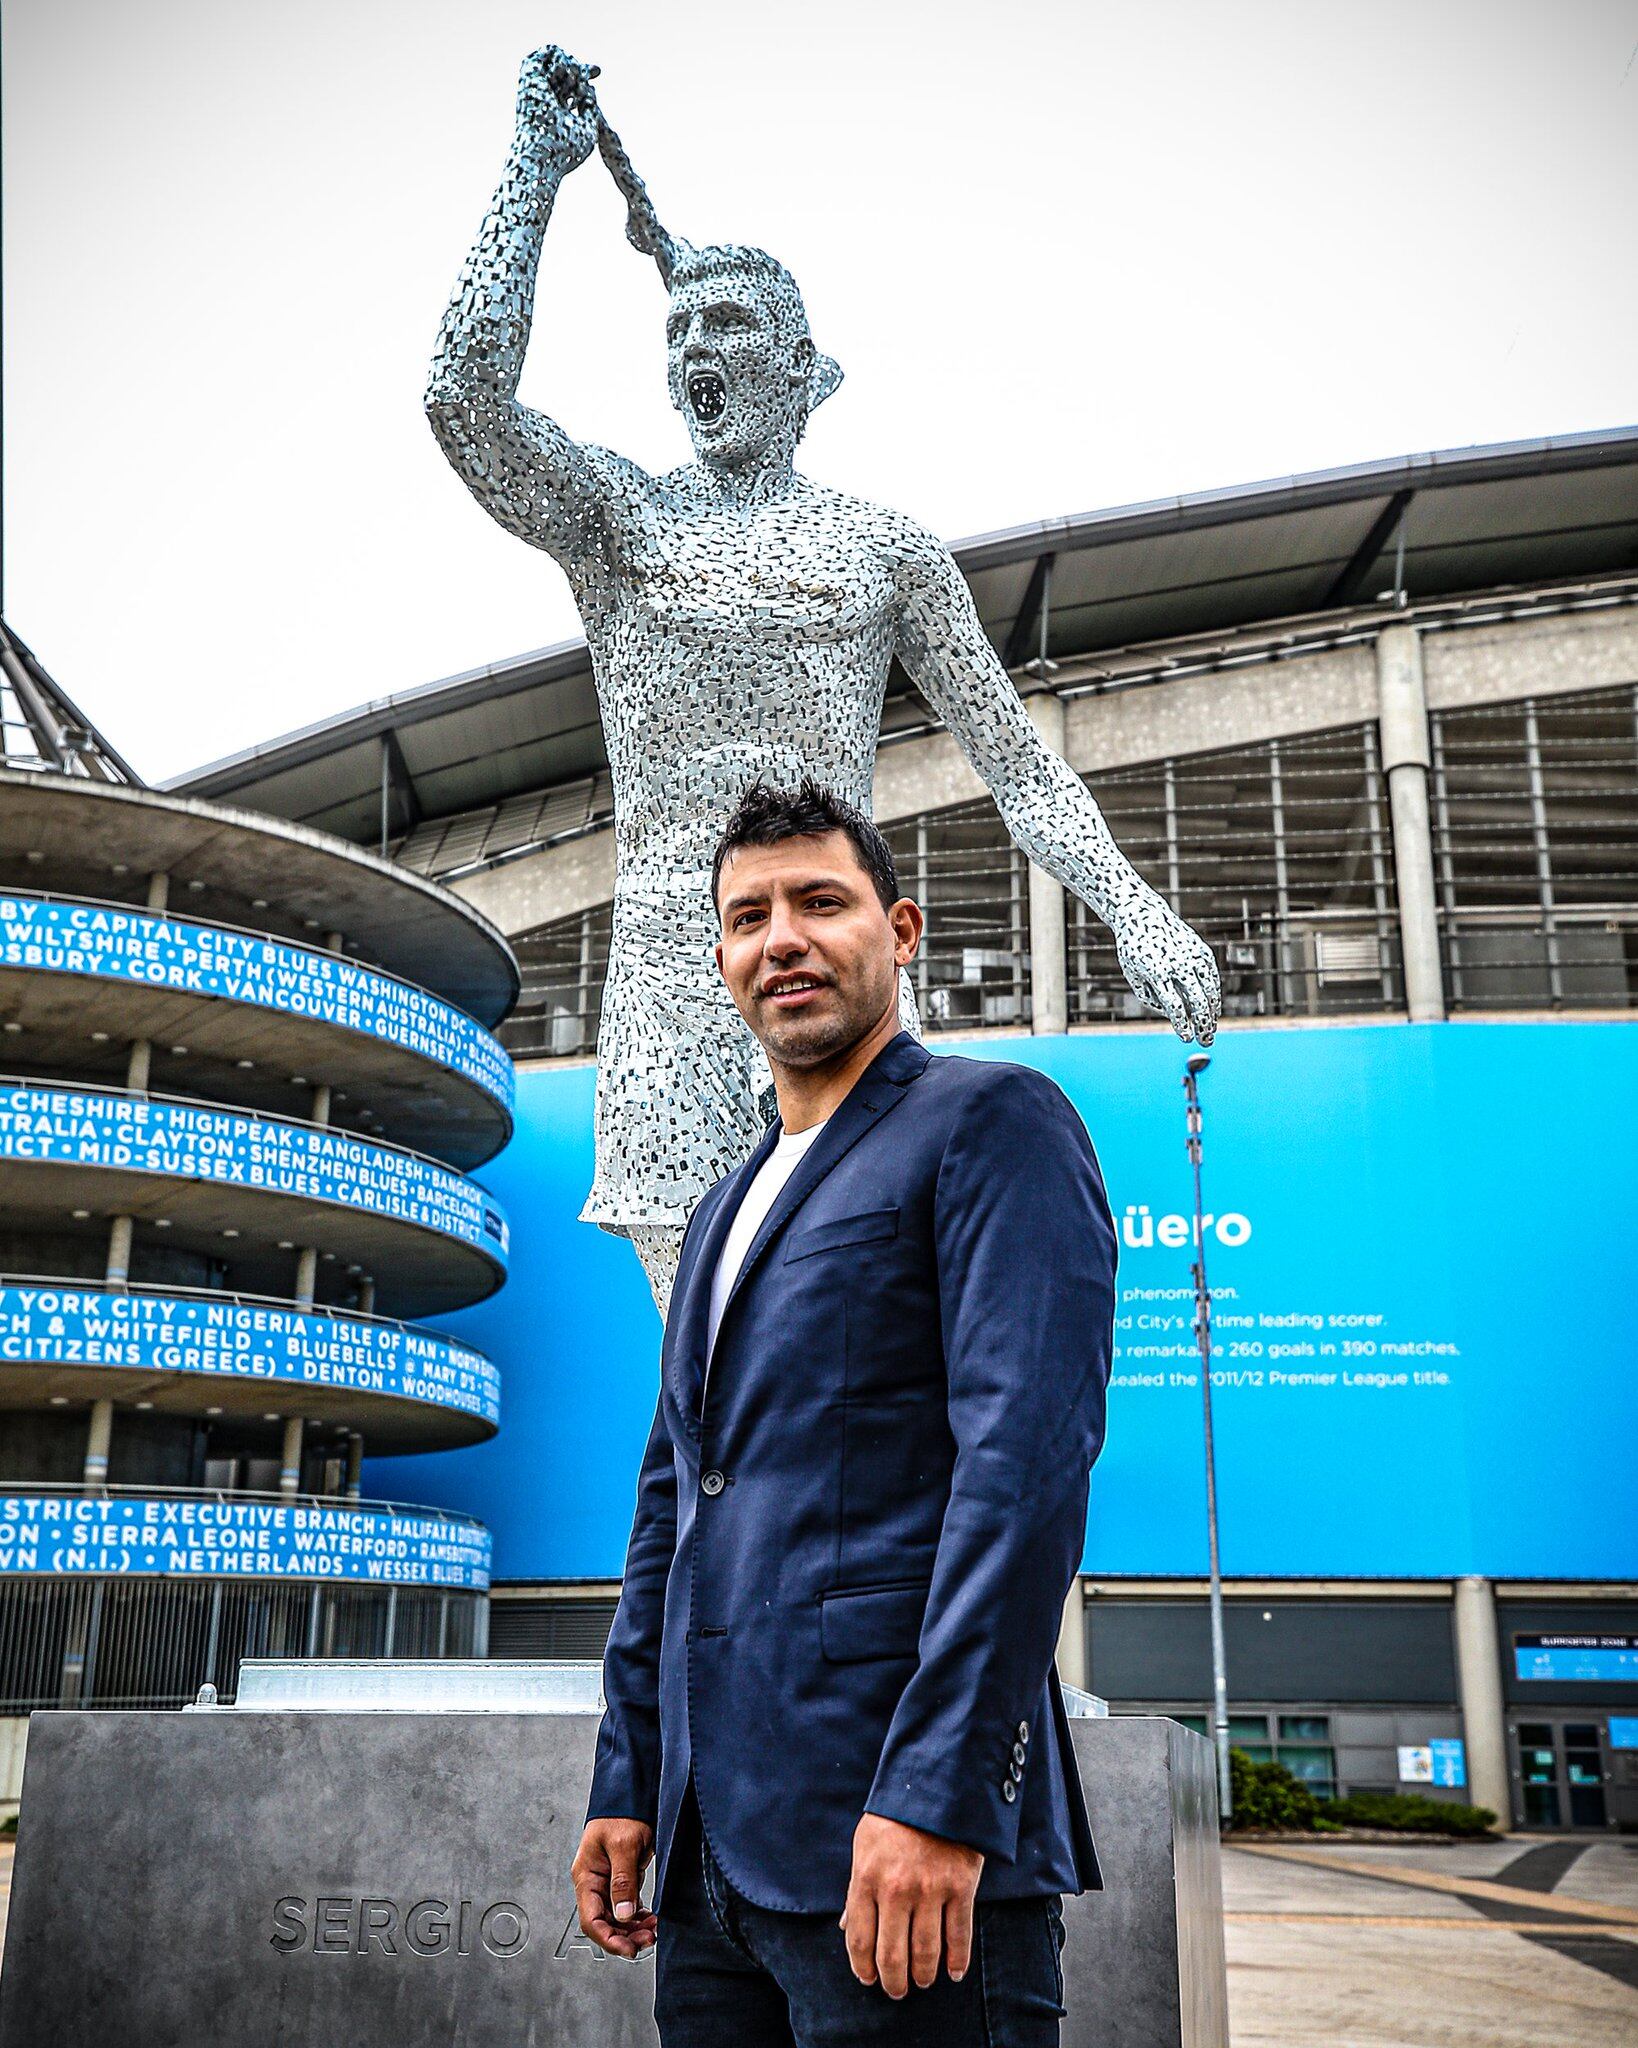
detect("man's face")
[666,269,810,468]
[714,832,922,1069]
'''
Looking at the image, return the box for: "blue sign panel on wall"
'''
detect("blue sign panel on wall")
[1429,1739,1466,1787]
[0,1285,500,1427]
[1514,1635,1638,1683]
[0,1085,509,1264]
[0,894,514,1109]
[367,1020,1637,1584]
[0,1494,491,1589]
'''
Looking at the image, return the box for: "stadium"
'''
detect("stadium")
[0,636,518,1794]
[16,423,1635,1835]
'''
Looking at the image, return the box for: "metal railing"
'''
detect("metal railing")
[0,1573,485,1712]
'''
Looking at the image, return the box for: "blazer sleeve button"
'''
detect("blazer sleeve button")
[1012,1742,1027,1767]
[1017,1720,1030,1744]
[1001,1779,1017,1803]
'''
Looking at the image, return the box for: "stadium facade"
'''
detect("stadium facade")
[177,427,1638,1833]
[0,631,518,1800]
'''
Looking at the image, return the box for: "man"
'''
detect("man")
[573,780,1117,2045]
[426,46,1218,1312]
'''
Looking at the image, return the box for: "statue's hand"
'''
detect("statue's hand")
[515,46,600,171]
[1113,892,1221,1046]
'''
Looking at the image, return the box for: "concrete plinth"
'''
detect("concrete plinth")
[0,1708,1224,2048]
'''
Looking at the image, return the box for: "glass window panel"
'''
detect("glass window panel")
[1278,1714,1330,1741]
[1276,1745,1336,1783]
[1072,724,1402,1025]
[1431,682,1638,1012]
[499,903,613,1060]
[1227,1714,1271,1741]
[883,800,1029,1032]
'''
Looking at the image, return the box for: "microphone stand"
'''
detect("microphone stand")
[1184,1053,1232,1825]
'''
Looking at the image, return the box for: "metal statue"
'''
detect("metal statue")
[427,48,1222,1312]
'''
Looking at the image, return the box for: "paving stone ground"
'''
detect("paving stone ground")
[1223,1835,1638,2047]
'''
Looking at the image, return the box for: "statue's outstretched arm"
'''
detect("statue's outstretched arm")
[425,49,614,564]
[893,527,1220,1044]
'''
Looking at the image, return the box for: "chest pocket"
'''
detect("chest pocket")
[784,1206,899,1263]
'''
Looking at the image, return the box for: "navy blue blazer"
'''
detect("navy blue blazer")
[586,1032,1116,1914]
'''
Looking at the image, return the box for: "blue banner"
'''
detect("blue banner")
[0,1494,491,1589]
[0,894,513,1112]
[0,1286,499,1428]
[0,1084,510,1267]
[366,1020,1637,1584]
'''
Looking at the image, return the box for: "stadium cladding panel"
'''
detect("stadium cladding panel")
[0,646,520,1770]
[178,429,1638,1833]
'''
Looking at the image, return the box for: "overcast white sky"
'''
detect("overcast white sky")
[3,0,1635,785]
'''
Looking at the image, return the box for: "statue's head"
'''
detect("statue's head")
[664,244,843,467]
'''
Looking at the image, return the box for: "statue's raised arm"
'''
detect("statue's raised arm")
[425,48,617,565]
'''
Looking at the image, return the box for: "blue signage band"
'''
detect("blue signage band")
[0,1084,511,1268]
[0,1493,492,1591]
[0,893,514,1113]
[0,1285,501,1429]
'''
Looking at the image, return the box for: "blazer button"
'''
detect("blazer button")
[1017,1720,1030,1744]
[1001,1779,1017,1803]
[1010,1759,1024,1784]
[1012,1741,1027,1767]
[701,1470,725,1496]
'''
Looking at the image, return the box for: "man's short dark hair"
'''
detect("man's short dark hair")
[712,778,901,915]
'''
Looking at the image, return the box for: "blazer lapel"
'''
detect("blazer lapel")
[713,1032,931,1342]
[667,1124,779,1426]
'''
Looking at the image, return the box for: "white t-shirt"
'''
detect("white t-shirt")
[704,1118,828,1370]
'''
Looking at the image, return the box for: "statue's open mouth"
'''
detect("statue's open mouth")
[687,370,727,424]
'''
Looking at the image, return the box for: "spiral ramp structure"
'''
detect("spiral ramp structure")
[0,628,519,1706]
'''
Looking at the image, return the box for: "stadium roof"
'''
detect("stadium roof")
[171,426,1638,849]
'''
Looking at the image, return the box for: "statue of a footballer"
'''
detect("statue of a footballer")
[426,47,1221,1312]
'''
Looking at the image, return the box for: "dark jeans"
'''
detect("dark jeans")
[655,1776,1067,2047]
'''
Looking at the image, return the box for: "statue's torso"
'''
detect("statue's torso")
[572,474,902,880]
[558,467,922,1226]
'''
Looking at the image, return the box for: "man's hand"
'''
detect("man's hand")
[572,1817,658,1958]
[515,46,601,173]
[839,1813,984,1998]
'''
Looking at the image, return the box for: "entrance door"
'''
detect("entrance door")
[1510,1719,1610,1829]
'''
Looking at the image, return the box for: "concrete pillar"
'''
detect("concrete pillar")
[279,1416,305,1501]
[345,1432,364,1502]
[124,1039,151,1094]
[104,1215,133,1288]
[357,1276,376,1316]
[82,1398,113,1491]
[145,872,170,913]
[1025,694,1070,1036]
[1453,1576,1511,1825]
[1055,1576,1087,1688]
[293,1083,331,1312]
[1375,625,1446,1023]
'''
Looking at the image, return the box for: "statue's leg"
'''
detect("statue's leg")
[627,1223,688,1321]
